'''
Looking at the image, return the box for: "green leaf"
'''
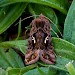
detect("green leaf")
[0,0,69,14]
[7,68,20,75]
[37,67,57,75]
[0,40,28,54]
[58,72,68,75]
[37,67,47,75]
[23,67,49,75]
[63,0,75,44]
[52,37,75,60]
[0,3,27,34]
[66,62,75,75]
[15,18,22,40]
[29,4,61,37]
[0,48,24,69]
[29,4,58,25]
[0,68,5,75]
[21,64,37,75]
[6,64,37,75]
[47,67,57,75]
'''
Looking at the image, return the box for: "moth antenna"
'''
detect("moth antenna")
[51,28,59,38]
[45,17,63,37]
[15,14,62,37]
[15,15,40,26]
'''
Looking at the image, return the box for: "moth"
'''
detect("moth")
[25,14,56,65]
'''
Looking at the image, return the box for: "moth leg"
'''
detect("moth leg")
[25,49,40,65]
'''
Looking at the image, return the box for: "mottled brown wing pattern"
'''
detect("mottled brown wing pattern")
[25,14,56,65]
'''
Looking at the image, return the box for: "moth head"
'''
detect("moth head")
[44,36,48,44]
